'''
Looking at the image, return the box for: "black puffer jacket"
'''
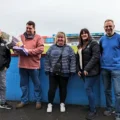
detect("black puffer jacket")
[0,38,11,70]
[76,40,100,76]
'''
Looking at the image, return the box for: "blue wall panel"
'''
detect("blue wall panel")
[6,56,115,107]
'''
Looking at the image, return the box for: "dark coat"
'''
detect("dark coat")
[76,40,100,76]
[0,38,11,70]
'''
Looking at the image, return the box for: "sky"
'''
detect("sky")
[0,0,120,36]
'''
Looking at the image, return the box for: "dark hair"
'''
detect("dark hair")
[78,28,92,48]
[26,21,35,28]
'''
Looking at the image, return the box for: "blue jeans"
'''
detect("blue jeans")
[19,68,42,104]
[84,76,98,112]
[102,69,120,115]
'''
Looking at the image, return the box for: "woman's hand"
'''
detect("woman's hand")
[78,71,82,76]
[84,70,88,76]
[4,67,7,71]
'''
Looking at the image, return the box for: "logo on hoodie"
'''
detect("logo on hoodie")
[87,45,90,48]
[1,43,5,46]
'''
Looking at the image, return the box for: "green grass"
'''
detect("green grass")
[11,45,78,54]
[43,45,77,54]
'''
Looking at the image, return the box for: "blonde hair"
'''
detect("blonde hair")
[54,32,68,44]
[104,19,114,24]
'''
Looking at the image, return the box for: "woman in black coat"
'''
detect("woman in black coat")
[76,28,100,120]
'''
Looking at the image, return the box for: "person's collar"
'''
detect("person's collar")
[56,43,65,47]
[24,32,35,39]
[106,32,115,37]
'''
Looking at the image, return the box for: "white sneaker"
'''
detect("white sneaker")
[47,103,52,112]
[60,103,65,112]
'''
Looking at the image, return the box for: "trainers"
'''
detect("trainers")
[0,102,13,109]
[16,102,26,109]
[103,110,115,116]
[60,103,65,112]
[47,103,52,112]
[115,114,120,120]
[86,111,97,120]
[36,103,42,110]
[116,117,120,120]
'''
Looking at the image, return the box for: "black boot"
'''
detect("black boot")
[86,111,97,120]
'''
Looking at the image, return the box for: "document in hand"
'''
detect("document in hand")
[12,36,23,47]
[13,46,28,56]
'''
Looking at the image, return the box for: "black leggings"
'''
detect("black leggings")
[48,74,69,104]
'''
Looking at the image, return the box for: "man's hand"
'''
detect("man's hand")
[24,48,28,53]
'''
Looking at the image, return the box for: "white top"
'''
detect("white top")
[78,48,83,69]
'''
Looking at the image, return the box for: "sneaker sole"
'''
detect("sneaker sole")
[0,106,12,110]
[47,109,52,113]
[60,111,65,112]
[86,116,97,120]
[60,110,66,112]
[47,111,52,113]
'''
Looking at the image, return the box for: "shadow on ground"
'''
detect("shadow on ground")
[0,102,115,120]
